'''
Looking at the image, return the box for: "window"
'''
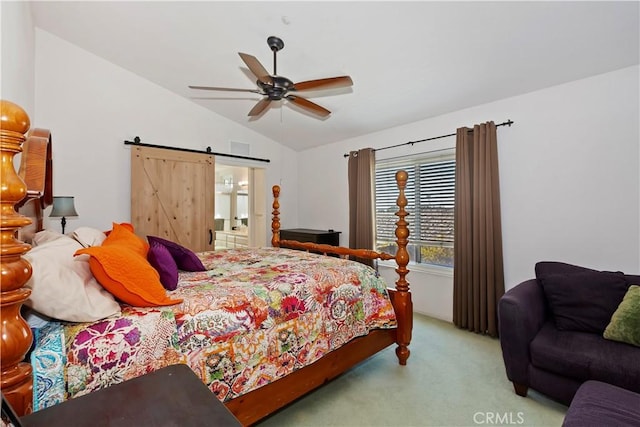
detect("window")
[375,150,455,267]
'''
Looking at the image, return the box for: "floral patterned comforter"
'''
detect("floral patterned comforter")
[32,247,396,410]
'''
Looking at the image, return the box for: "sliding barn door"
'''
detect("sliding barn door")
[131,146,215,252]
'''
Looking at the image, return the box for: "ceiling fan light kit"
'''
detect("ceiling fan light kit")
[189,36,353,118]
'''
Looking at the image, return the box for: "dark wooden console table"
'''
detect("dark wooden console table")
[280,228,341,246]
[20,364,241,427]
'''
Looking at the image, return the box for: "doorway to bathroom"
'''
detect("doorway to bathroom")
[215,163,266,249]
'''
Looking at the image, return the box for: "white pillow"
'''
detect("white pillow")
[24,233,121,322]
[72,226,107,248]
[32,229,65,247]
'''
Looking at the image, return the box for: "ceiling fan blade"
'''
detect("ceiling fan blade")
[292,76,353,92]
[238,53,273,85]
[189,85,261,94]
[286,95,331,118]
[248,98,272,117]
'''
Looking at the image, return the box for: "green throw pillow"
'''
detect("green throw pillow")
[603,285,640,347]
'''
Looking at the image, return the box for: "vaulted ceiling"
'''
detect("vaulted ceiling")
[29,1,639,151]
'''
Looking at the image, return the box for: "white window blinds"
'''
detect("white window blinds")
[375,150,455,267]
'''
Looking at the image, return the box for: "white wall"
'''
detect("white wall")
[1,1,35,116]
[298,65,640,322]
[34,29,298,244]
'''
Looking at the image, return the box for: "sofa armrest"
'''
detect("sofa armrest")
[498,279,548,385]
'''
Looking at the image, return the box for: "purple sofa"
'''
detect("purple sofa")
[498,261,640,406]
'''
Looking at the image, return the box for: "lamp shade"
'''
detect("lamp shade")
[50,196,79,217]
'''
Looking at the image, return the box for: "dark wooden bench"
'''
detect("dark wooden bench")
[19,364,241,427]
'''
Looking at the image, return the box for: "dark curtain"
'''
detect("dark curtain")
[453,122,505,337]
[348,148,375,266]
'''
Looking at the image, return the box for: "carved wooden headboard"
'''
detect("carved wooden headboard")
[0,100,53,416]
[16,128,53,243]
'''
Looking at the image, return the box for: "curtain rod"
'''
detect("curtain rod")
[343,119,514,158]
[124,136,270,163]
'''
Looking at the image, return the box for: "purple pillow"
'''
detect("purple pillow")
[538,270,629,333]
[147,241,179,291]
[147,236,206,272]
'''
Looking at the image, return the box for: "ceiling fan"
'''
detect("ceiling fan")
[188,36,353,118]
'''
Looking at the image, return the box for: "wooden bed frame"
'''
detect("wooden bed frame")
[0,100,412,426]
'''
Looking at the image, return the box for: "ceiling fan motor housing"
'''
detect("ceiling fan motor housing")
[259,76,294,100]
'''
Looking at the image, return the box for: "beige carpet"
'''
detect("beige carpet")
[257,314,567,427]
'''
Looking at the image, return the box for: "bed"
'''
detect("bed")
[0,100,412,426]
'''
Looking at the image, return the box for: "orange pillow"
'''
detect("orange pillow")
[103,223,148,256]
[103,222,135,238]
[75,223,181,307]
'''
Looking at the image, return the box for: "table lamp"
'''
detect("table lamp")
[50,196,78,234]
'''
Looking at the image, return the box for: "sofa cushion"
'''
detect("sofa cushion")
[538,270,629,333]
[530,321,640,394]
[563,381,640,427]
[535,261,639,283]
[624,274,640,285]
[535,261,597,278]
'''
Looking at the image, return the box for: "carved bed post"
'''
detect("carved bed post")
[0,100,34,415]
[393,170,412,365]
[271,185,281,247]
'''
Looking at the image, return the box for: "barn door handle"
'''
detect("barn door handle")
[209,229,213,245]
